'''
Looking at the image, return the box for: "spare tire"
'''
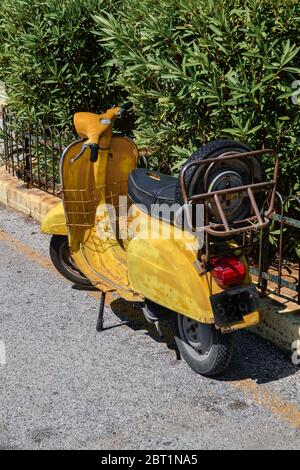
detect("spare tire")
[175,139,265,226]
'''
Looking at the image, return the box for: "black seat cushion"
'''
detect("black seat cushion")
[128,169,177,217]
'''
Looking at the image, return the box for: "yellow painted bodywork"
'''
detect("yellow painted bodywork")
[127,206,218,323]
[60,133,140,300]
[41,106,260,328]
[41,201,67,235]
[127,206,260,327]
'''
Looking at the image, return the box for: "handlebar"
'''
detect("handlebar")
[72,102,134,163]
[118,101,133,118]
[90,143,99,163]
[89,103,133,162]
[121,101,133,110]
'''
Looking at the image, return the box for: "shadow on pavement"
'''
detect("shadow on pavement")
[109,298,299,385]
[110,298,179,356]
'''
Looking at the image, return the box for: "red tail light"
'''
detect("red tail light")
[210,256,246,287]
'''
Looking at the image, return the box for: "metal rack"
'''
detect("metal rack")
[179,149,278,237]
[62,180,128,228]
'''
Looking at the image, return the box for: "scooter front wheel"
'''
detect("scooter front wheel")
[49,235,92,287]
[173,314,234,377]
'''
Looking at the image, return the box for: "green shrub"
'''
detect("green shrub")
[94,0,300,191]
[0,0,122,128]
[1,0,299,194]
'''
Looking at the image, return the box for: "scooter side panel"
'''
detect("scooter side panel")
[127,209,261,327]
[127,209,221,323]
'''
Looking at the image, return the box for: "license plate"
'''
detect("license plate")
[210,285,260,327]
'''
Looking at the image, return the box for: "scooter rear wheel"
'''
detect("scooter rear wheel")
[49,235,92,287]
[173,313,234,377]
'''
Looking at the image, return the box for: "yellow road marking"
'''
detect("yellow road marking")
[0,229,55,272]
[232,379,300,430]
[0,229,115,304]
[1,227,300,430]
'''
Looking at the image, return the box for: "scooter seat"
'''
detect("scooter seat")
[128,169,177,219]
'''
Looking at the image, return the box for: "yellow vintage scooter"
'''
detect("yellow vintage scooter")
[41,102,278,376]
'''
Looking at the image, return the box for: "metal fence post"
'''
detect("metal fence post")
[2,107,10,172]
[260,225,270,295]
[0,106,7,169]
[24,135,30,187]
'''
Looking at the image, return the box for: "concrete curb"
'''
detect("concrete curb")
[0,167,59,222]
[0,166,299,356]
[253,295,300,355]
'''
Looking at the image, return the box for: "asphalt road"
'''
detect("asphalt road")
[0,204,299,450]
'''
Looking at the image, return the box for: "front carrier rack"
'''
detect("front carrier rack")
[62,180,129,228]
[179,149,278,238]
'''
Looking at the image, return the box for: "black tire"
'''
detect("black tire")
[173,313,234,377]
[49,235,92,287]
[175,139,265,225]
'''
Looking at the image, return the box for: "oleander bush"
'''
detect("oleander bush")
[0,0,122,128]
[94,0,300,193]
[1,0,299,255]
[1,0,299,196]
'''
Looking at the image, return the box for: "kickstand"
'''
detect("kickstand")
[96,291,106,332]
[154,321,164,341]
[168,319,181,361]
[174,345,181,361]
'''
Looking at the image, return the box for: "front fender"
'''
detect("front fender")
[41,201,68,236]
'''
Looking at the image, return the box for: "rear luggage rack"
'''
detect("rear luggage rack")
[179,149,278,238]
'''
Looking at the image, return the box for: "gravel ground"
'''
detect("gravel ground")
[0,204,299,450]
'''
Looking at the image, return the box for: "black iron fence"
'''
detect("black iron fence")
[251,194,300,304]
[0,106,299,303]
[0,106,74,195]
